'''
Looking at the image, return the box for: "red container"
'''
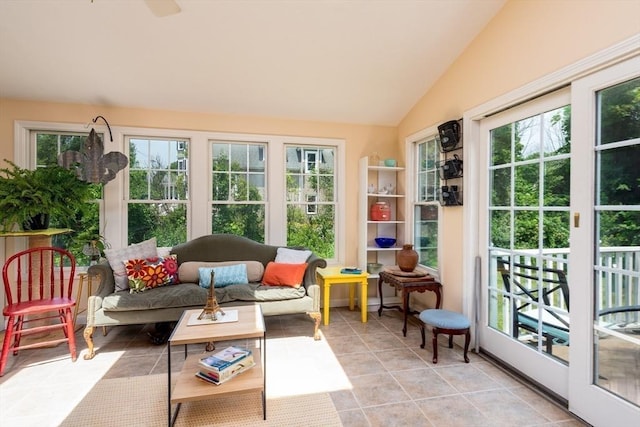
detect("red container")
[370,202,390,221]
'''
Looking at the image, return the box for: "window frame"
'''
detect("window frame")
[405,125,441,279]
[15,121,346,263]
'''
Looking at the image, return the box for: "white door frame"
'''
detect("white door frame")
[568,55,640,425]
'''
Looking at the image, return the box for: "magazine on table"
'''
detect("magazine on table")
[195,356,256,385]
[198,346,251,372]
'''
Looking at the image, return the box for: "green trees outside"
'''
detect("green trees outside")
[597,77,640,247]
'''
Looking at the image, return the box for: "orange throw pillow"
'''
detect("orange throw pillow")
[262,262,307,288]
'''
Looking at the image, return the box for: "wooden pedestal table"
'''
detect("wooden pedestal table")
[378,268,442,336]
[317,266,369,325]
[167,305,266,427]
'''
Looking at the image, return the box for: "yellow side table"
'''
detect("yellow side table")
[317,266,369,325]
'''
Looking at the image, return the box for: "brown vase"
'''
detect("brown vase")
[397,244,419,272]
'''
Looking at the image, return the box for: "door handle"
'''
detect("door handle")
[574,212,580,228]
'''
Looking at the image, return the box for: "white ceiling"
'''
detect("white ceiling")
[0,0,505,126]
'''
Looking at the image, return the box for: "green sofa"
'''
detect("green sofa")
[83,234,326,359]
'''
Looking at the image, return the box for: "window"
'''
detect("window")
[127,137,189,246]
[414,136,440,269]
[19,123,345,264]
[286,145,336,259]
[211,141,266,243]
[34,131,103,265]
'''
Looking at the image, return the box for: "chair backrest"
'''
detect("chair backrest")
[497,258,569,311]
[2,246,76,305]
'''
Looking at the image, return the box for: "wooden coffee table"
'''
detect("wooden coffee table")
[167,305,266,426]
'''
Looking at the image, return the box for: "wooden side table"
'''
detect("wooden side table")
[378,268,442,336]
[317,266,369,325]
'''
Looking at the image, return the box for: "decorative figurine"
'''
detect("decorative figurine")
[198,271,225,321]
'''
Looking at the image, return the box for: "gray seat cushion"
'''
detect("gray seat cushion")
[103,282,305,312]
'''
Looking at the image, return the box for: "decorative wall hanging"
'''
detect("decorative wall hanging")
[57,116,128,184]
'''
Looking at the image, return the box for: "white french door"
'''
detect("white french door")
[569,56,640,425]
[477,55,640,426]
[478,88,572,398]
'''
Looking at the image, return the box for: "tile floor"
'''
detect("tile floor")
[0,306,590,426]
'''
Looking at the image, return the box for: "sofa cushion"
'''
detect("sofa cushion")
[215,283,306,303]
[198,264,249,288]
[124,255,179,293]
[103,283,208,311]
[262,262,307,288]
[179,261,264,283]
[105,237,158,291]
[275,248,312,264]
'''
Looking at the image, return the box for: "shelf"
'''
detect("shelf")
[367,246,402,251]
[367,193,404,198]
[367,165,404,172]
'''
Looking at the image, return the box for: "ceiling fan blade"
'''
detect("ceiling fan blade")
[144,0,181,17]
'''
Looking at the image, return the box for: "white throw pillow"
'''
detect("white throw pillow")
[104,237,158,291]
[275,247,312,264]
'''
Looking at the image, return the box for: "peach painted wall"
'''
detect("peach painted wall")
[0,98,397,269]
[397,0,640,312]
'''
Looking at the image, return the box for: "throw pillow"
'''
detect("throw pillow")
[179,261,264,283]
[105,237,158,291]
[199,264,249,288]
[124,255,179,293]
[262,262,307,288]
[274,247,312,264]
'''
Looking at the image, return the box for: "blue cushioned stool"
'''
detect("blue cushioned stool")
[419,309,470,364]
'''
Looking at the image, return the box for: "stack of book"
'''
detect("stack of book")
[195,346,255,385]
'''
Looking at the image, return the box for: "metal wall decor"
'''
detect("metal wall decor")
[57,116,128,184]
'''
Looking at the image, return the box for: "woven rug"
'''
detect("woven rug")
[61,374,342,427]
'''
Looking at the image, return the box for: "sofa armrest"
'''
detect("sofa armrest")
[303,253,326,313]
[87,262,117,299]
[303,253,327,290]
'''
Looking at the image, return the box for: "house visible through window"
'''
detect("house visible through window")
[127,137,189,246]
[211,141,266,243]
[286,145,336,259]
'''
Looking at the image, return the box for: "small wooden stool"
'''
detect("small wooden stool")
[419,309,470,364]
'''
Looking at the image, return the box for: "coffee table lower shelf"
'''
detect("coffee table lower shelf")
[170,352,264,424]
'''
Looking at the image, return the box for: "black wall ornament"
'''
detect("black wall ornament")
[58,116,128,184]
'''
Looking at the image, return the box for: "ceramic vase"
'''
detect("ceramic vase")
[397,244,419,272]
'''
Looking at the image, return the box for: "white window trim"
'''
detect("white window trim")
[14,122,346,262]
[405,125,441,280]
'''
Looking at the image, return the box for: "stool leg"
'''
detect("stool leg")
[448,334,453,348]
[432,327,439,364]
[420,323,425,349]
[463,329,470,363]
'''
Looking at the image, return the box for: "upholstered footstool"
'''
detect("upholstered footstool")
[419,309,470,364]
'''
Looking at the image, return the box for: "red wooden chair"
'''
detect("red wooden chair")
[1,247,77,376]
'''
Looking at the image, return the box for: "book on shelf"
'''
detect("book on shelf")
[198,346,251,372]
[195,355,256,385]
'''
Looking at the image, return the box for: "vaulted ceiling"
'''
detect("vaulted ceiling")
[0,0,505,126]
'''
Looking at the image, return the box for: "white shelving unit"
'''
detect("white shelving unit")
[358,156,405,308]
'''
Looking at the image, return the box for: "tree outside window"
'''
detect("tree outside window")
[127,137,188,246]
[286,146,336,259]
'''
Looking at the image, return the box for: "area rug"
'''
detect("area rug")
[60,374,342,427]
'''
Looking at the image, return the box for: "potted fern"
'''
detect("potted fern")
[0,160,93,232]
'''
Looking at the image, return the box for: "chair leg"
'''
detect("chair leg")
[448,334,454,348]
[13,316,24,355]
[64,309,77,361]
[431,327,440,364]
[420,323,426,349]
[463,329,470,363]
[0,316,16,376]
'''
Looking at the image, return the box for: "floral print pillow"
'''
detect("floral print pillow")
[124,255,179,293]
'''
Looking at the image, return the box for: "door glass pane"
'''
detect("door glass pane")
[594,77,640,406]
[488,100,571,364]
